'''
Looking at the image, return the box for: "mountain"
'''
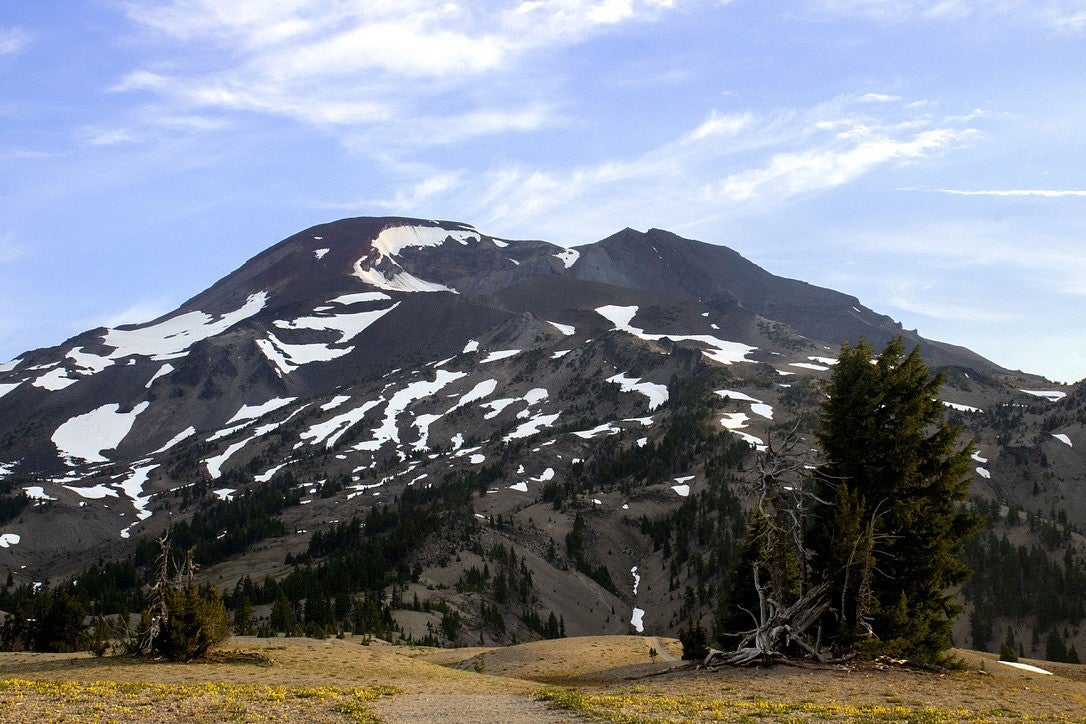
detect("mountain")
[0,217,1082,655]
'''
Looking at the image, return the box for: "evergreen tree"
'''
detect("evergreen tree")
[811,337,980,662]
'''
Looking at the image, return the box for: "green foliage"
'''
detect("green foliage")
[0,586,87,652]
[679,619,709,660]
[810,337,981,662]
[153,582,230,661]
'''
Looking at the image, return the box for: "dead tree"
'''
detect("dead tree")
[712,426,843,666]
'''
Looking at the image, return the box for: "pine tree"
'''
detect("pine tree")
[811,337,980,662]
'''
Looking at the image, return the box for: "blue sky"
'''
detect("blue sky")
[2,1,1085,382]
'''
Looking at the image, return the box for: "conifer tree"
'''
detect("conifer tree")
[811,337,979,662]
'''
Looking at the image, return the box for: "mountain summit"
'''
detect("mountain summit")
[0,217,1079,647]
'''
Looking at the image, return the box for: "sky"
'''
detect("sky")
[2,1,1085,383]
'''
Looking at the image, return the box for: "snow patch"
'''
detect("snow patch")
[52,402,150,464]
[145,363,174,389]
[103,291,267,361]
[64,484,118,499]
[574,423,621,439]
[314,248,329,260]
[509,481,529,493]
[0,534,20,548]
[790,362,829,371]
[1020,390,1066,401]
[23,486,56,501]
[1052,433,1072,447]
[999,661,1052,675]
[0,382,20,399]
[463,339,480,354]
[302,398,383,449]
[547,321,576,336]
[607,372,668,411]
[631,607,645,633]
[554,248,580,268]
[480,349,521,363]
[943,401,983,413]
[449,379,498,411]
[504,412,561,442]
[32,368,79,391]
[227,397,297,425]
[595,305,756,365]
[976,467,991,479]
[151,427,195,455]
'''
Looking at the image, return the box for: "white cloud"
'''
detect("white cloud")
[810,0,1086,29]
[114,0,680,143]
[934,188,1086,197]
[92,300,175,330]
[361,94,981,243]
[0,26,33,56]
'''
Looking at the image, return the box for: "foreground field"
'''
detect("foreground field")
[0,636,1084,722]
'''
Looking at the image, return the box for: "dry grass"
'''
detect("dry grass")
[1,636,1084,722]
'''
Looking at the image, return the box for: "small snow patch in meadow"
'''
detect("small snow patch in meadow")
[1052,433,1072,447]
[999,661,1052,675]
[510,481,529,493]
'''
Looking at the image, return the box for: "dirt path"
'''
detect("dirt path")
[372,693,582,723]
[647,636,681,662]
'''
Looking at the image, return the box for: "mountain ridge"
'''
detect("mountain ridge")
[0,216,1081,657]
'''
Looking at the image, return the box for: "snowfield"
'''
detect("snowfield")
[595,305,756,365]
[52,402,150,464]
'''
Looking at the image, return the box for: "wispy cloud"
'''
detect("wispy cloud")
[933,188,1086,197]
[0,26,33,56]
[114,0,680,143]
[810,0,1086,29]
[366,94,981,241]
